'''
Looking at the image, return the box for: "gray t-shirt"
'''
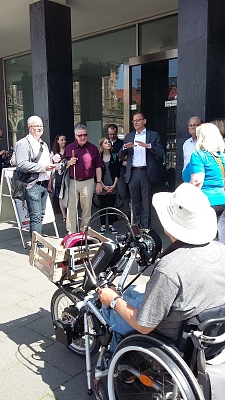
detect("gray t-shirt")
[136,241,225,342]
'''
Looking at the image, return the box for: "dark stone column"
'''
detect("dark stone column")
[176,0,225,184]
[30,0,74,148]
[0,59,7,149]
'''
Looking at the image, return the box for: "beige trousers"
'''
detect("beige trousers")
[66,177,95,233]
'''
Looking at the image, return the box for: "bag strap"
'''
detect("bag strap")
[210,152,225,180]
[26,136,44,163]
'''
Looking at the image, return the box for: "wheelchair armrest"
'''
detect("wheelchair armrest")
[198,316,225,332]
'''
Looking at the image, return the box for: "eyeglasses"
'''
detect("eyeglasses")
[188,124,200,128]
[76,133,88,138]
[133,118,144,124]
[31,125,44,128]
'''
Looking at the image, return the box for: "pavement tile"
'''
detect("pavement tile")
[0,286,34,310]
[0,304,47,332]
[7,264,42,280]
[0,327,53,372]
[26,314,56,338]
[40,341,86,376]
[0,356,71,400]
[10,274,55,297]
[18,290,55,314]
[53,367,96,400]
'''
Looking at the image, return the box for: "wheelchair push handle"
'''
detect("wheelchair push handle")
[191,316,225,346]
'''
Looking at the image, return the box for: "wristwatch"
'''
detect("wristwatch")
[110,296,120,310]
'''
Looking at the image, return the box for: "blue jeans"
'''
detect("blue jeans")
[25,183,48,236]
[101,284,145,352]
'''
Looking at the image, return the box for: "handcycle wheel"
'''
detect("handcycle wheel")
[108,335,204,400]
[51,288,101,357]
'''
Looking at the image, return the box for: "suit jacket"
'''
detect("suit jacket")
[118,130,165,184]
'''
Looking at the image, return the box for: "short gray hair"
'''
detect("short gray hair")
[27,115,42,127]
[187,116,203,126]
[75,123,87,135]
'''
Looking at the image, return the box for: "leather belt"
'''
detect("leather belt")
[70,177,87,181]
[36,180,49,186]
[132,166,147,171]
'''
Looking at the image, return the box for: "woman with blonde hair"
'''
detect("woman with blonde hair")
[182,123,225,243]
[211,118,225,140]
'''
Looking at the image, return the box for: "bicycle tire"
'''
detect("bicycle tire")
[51,288,101,357]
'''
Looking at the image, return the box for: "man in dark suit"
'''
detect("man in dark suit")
[118,112,165,229]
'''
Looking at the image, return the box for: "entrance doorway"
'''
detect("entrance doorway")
[123,50,177,191]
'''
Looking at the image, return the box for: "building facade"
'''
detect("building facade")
[1,0,225,186]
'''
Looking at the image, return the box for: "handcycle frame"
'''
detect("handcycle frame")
[51,208,225,400]
[52,207,161,397]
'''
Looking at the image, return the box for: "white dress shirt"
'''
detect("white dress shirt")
[183,137,196,169]
[132,129,147,167]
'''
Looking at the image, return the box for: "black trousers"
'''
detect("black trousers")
[128,169,152,229]
[99,194,116,225]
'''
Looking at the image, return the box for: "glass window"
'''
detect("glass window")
[72,27,136,143]
[141,15,178,55]
[5,54,33,148]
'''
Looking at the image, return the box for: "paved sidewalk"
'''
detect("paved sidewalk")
[0,208,168,400]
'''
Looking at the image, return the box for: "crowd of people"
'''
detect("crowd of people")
[2,112,223,245]
[10,112,166,239]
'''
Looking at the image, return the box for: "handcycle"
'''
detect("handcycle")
[49,208,225,400]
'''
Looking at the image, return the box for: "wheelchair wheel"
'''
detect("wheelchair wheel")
[108,335,204,400]
[51,288,101,357]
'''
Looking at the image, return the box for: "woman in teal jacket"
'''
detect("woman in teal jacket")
[182,123,225,243]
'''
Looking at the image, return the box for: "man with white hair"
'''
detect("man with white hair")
[15,116,59,239]
[98,183,225,350]
[183,116,202,169]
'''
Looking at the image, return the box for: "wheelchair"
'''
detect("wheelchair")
[50,208,225,400]
[107,304,225,400]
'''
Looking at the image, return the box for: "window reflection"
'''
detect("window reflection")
[72,28,136,140]
[4,15,178,148]
[141,15,178,55]
[5,55,33,148]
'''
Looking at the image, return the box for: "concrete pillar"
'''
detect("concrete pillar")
[176,0,225,183]
[30,0,74,148]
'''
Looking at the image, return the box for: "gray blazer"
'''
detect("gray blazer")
[118,130,165,184]
[15,135,49,188]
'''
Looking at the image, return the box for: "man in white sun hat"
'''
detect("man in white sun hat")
[98,183,225,351]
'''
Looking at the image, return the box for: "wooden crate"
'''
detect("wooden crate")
[29,228,110,283]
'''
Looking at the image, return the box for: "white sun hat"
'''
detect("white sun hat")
[152,183,217,245]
